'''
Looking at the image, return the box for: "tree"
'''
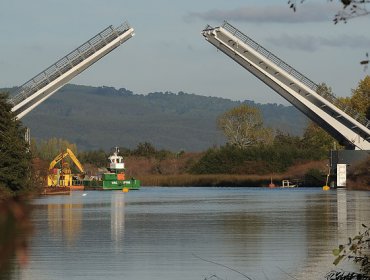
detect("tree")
[299,83,339,151]
[0,93,32,196]
[303,121,337,152]
[339,76,370,120]
[33,138,78,162]
[78,149,108,167]
[133,142,157,157]
[349,75,370,118]
[217,104,272,149]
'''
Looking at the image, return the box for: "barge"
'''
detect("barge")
[82,147,140,190]
[47,147,140,191]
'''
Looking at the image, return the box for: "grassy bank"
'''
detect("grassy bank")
[138,159,328,187]
[139,173,286,187]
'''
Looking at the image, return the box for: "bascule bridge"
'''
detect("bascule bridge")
[9,21,134,119]
[202,21,370,187]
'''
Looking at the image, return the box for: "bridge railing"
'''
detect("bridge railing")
[10,22,131,107]
[218,21,370,129]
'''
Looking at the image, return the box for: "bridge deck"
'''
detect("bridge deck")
[202,21,370,150]
[10,22,134,119]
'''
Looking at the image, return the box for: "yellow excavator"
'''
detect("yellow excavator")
[47,148,84,187]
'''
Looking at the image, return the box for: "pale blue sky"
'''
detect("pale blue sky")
[1,0,369,104]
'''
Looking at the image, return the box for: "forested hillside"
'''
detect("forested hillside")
[5,84,307,151]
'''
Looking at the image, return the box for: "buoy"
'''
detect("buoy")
[268,177,276,188]
[322,185,330,191]
[122,188,129,193]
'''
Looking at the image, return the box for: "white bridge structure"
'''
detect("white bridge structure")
[202,21,370,151]
[9,22,134,119]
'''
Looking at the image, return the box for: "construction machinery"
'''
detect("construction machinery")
[47,148,84,187]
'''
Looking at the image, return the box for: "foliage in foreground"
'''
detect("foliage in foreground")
[288,0,370,24]
[326,224,370,280]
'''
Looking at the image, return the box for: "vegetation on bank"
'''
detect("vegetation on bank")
[1,76,369,196]
[346,157,370,190]
[0,93,35,199]
[21,79,370,189]
[26,136,329,188]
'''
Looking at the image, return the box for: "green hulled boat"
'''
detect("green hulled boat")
[83,147,140,190]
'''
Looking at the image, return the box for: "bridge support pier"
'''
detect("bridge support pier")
[329,150,370,188]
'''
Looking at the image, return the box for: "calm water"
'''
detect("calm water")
[9,187,370,280]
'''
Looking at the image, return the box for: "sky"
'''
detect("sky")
[0,0,369,105]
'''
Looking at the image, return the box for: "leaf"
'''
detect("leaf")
[333,245,344,256]
[333,255,345,266]
[333,248,341,256]
[353,235,362,240]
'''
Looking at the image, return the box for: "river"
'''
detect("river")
[7,187,370,280]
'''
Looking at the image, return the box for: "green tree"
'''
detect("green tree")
[350,75,370,118]
[302,121,337,152]
[133,142,157,157]
[33,138,78,162]
[217,104,272,149]
[0,93,32,196]
[78,149,108,167]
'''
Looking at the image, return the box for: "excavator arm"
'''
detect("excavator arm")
[66,148,84,173]
[49,151,69,170]
[48,148,84,173]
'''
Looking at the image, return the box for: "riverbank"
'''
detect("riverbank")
[137,159,329,187]
[139,174,284,187]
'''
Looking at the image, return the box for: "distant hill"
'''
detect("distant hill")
[4,84,308,151]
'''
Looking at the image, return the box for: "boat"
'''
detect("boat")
[82,147,140,191]
[42,186,71,195]
[281,180,297,188]
[45,147,140,191]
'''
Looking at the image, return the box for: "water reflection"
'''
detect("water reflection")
[0,198,32,280]
[337,189,348,243]
[111,193,125,252]
[4,188,370,280]
[47,195,83,246]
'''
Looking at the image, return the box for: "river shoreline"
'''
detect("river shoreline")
[140,173,287,187]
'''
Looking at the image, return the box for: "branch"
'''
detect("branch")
[192,253,254,280]
[288,0,370,23]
